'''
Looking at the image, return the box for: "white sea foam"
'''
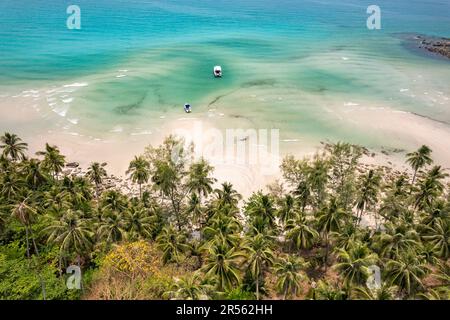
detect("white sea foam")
[400,88,409,92]
[63,82,88,88]
[282,139,300,142]
[116,74,127,78]
[344,102,359,106]
[110,126,123,133]
[68,118,79,125]
[62,98,74,103]
[52,105,69,117]
[130,130,152,136]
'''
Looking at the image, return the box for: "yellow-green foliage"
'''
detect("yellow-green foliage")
[102,240,159,279]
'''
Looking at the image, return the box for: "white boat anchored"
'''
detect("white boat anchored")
[184,103,192,113]
[213,65,222,77]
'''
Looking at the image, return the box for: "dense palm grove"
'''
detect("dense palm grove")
[0,133,449,300]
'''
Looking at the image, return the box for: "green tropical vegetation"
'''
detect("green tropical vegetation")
[0,133,449,300]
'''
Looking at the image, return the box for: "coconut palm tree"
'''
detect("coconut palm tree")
[43,186,71,211]
[186,193,204,228]
[0,132,28,161]
[1,173,24,200]
[334,241,378,286]
[245,192,277,229]
[97,211,127,243]
[127,156,150,199]
[286,214,319,251]
[422,217,449,259]
[201,242,245,292]
[406,145,433,185]
[243,233,275,300]
[11,196,47,299]
[11,196,38,259]
[124,205,155,240]
[23,159,47,190]
[214,182,242,209]
[101,190,128,212]
[277,194,298,226]
[36,143,65,180]
[316,197,347,270]
[308,157,329,210]
[43,209,93,268]
[87,162,107,199]
[274,255,307,299]
[351,283,398,300]
[414,166,448,211]
[354,169,381,226]
[203,213,241,248]
[186,158,216,203]
[163,272,211,300]
[293,180,311,212]
[374,223,421,260]
[311,280,348,300]
[156,226,190,264]
[385,251,429,296]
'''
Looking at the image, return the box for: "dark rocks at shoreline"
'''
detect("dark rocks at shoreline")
[416,35,450,59]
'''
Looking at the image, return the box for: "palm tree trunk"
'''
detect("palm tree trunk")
[77,255,85,294]
[139,183,142,199]
[411,169,417,186]
[256,277,259,300]
[25,226,30,259]
[324,232,329,272]
[29,228,46,300]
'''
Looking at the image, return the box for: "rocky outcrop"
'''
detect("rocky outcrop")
[416,35,450,59]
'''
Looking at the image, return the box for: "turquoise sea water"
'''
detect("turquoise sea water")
[0,0,449,158]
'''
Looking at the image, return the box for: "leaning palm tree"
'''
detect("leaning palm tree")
[274,255,307,299]
[0,132,28,161]
[36,143,65,180]
[286,214,319,251]
[334,241,378,286]
[243,233,275,300]
[385,250,429,296]
[201,242,245,292]
[11,196,47,299]
[186,158,216,203]
[11,197,38,259]
[86,162,107,199]
[126,156,150,199]
[406,145,433,185]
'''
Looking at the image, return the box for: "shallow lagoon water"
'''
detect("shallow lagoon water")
[0,0,449,160]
